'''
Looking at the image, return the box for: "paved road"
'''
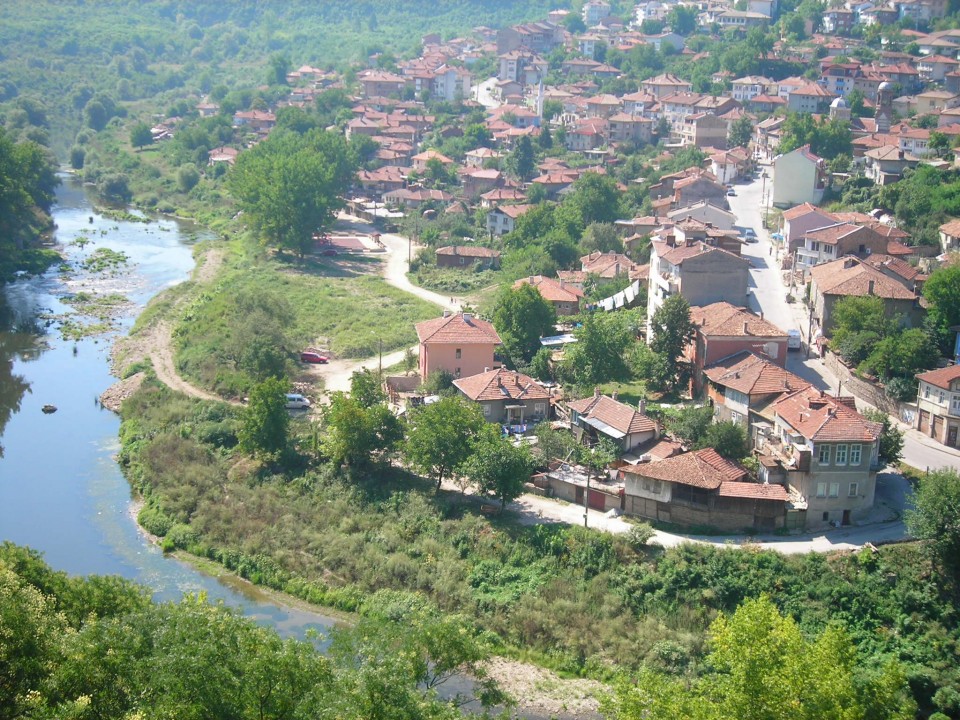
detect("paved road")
[727,168,960,472]
[473,76,500,109]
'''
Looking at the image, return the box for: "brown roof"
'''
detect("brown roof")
[436,245,501,259]
[717,481,789,501]
[704,352,811,396]
[691,302,787,338]
[810,257,916,300]
[415,312,501,345]
[567,394,657,436]
[940,218,960,236]
[659,242,749,267]
[916,364,960,389]
[623,448,748,490]
[453,367,550,402]
[863,254,920,283]
[513,275,584,303]
[774,386,882,442]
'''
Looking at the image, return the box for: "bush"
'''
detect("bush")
[884,376,917,402]
[627,523,655,550]
[177,164,200,192]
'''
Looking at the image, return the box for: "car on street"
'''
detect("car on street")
[300,351,329,364]
[285,393,311,410]
[787,329,802,350]
[726,188,736,196]
[743,228,756,241]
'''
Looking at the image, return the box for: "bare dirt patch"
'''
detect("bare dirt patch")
[481,657,604,718]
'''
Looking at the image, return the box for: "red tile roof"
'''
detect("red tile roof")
[717,481,789,501]
[705,352,811,396]
[623,448,748,489]
[415,312,501,345]
[916,364,960,389]
[810,257,916,300]
[691,302,787,338]
[513,275,584,303]
[567,394,657,436]
[774,386,882,442]
[454,367,550,402]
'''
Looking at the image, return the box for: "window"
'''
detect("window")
[534,402,545,415]
[924,385,930,399]
[835,444,848,465]
[848,482,859,497]
[731,410,742,424]
[824,245,834,255]
[455,367,461,377]
[455,348,462,359]
[816,482,827,498]
[482,404,491,417]
[849,444,861,466]
[940,391,946,403]
[829,482,840,498]
[726,388,748,406]
[818,445,831,465]
[823,511,830,522]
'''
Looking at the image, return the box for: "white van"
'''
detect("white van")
[786,329,802,350]
[285,393,311,409]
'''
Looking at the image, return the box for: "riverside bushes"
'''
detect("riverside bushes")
[118,378,960,715]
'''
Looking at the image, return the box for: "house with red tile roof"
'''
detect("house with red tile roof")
[566,392,659,451]
[513,275,584,315]
[796,222,891,270]
[486,204,534,236]
[809,257,922,335]
[435,246,501,269]
[757,386,882,529]
[704,351,811,427]
[621,448,787,531]
[415,311,502,381]
[688,302,790,393]
[915,364,960,448]
[453,367,551,425]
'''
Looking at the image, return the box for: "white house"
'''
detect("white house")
[772,145,827,208]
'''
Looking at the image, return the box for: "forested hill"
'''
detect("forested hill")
[0,0,570,156]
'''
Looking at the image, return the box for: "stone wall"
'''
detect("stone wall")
[823,351,916,425]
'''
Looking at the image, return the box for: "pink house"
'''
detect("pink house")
[415,311,502,381]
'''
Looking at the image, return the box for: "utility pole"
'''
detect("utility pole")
[584,469,590,528]
[378,337,383,378]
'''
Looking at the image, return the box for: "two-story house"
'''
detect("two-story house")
[704,351,810,427]
[757,386,881,529]
[796,222,890,270]
[454,367,551,426]
[486,204,533,236]
[772,145,827,208]
[415,311,502,381]
[513,275,584,316]
[916,365,960,448]
[689,302,791,394]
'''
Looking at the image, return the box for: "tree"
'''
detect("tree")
[829,295,895,365]
[534,422,577,464]
[238,377,289,459]
[404,397,487,490]
[699,421,749,459]
[538,122,554,149]
[727,115,753,148]
[580,222,622,254]
[492,283,557,366]
[562,311,634,386]
[862,328,939,381]
[663,404,714,446]
[267,53,291,85]
[130,121,153,150]
[649,295,695,385]
[667,5,698,34]
[906,468,960,577]
[602,595,916,720]
[779,113,852,158]
[863,408,904,465]
[84,99,108,131]
[177,164,200,192]
[228,129,357,258]
[320,392,403,470]
[924,264,960,353]
[350,368,386,408]
[462,429,535,511]
[507,134,535,181]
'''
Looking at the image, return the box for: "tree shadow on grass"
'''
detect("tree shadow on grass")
[270,251,384,279]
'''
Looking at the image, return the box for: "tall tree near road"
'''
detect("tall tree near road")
[404,396,486,491]
[923,264,960,353]
[130,121,153,150]
[320,392,403,470]
[239,377,289,459]
[462,429,535,511]
[228,129,357,259]
[727,115,753,148]
[649,295,695,385]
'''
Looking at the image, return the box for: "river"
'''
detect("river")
[0,178,339,639]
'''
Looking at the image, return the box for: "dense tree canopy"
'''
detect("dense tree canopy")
[492,283,557,366]
[0,127,58,261]
[228,128,358,257]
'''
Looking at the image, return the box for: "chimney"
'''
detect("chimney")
[559,278,565,288]
[638,398,646,414]
[463,312,473,322]
[759,310,764,320]
[443,309,451,317]
[612,390,618,400]
[594,386,601,397]
[743,321,749,335]
[484,367,490,373]
[529,275,535,283]
[867,280,875,295]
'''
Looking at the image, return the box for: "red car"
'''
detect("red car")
[300,351,329,364]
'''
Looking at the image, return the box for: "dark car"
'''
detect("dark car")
[300,351,329,364]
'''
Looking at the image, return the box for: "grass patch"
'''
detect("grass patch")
[408,265,501,294]
[597,380,648,408]
[0,247,62,282]
[80,247,130,273]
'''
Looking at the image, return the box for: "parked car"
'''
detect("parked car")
[726,188,736,196]
[787,329,802,350]
[285,393,311,409]
[300,351,329,364]
[743,228,756,240]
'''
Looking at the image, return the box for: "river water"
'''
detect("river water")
[0,179,574,719]
[0,178,338,639]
